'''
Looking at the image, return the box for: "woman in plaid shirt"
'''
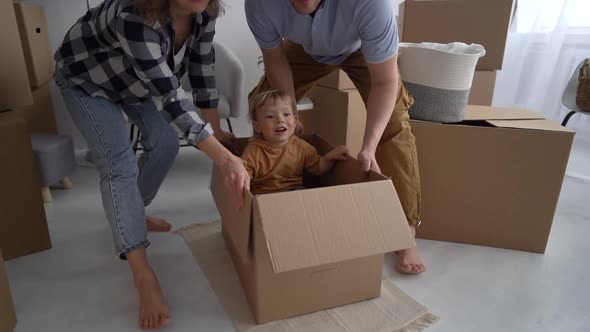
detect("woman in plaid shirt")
[54,0,248,328]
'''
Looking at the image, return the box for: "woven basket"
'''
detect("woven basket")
[398,42,485,123]
[576,59,590,111]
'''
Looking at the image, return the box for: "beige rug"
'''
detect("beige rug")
[177,221,439,332]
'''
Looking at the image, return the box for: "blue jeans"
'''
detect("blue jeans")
[55,71,180,259]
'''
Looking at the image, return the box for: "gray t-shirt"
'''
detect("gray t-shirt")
[245,0,399,65]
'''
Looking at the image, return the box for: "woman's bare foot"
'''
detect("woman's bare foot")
[127,249,171,330]
[394,225,426,274]
[146,216,172,232]
[135,271,171,330]
[395,247,426,274]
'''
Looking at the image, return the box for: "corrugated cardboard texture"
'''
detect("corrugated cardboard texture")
[0,111,51,260]
[401,0,515,70]
[464,105,545,121]
[468,71,497,106]
[0,0,33,110]
[14,83,57,134]
[13,2,54,88]
[487,119,575,133]
[411,108,574,253]
[255,181,411,273]
[0,251,16,332]
[242,216,382,324]
[305,86,366,157]
[317,70,356,90]
[210,166,253,264]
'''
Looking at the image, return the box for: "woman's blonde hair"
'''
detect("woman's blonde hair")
[248,90,293,121]
[135,0,225,24]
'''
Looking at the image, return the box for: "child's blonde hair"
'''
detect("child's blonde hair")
[248,90,293,121]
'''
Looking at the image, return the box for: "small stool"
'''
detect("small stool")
[30,133,76,203]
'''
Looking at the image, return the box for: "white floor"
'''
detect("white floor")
[5,118,590,332]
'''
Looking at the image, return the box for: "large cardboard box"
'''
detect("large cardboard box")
[0,111,52,260]
[317,70,356,90]
[399,0,515,71]
[468,71,497,106]
[0,0,33,110]
[13,2,54,89]
[303,86,367,157]
[211,135,414,324]
[0,251,16,332]
[15,82,58,134]
[411,106,574,253]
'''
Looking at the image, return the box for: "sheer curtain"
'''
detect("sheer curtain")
[493,0,590,178]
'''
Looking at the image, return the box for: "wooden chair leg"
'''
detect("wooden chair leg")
[61,177,73,189]
[41,187,52,203]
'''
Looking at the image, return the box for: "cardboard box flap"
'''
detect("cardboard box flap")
[210,166,253,264]
[254,181,414,274]
[487,119,574,133]
[464,105,545,121]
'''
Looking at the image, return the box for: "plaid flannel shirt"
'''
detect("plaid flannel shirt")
[54,0,218,145]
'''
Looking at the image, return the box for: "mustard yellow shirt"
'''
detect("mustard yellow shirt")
[241,136,321,194]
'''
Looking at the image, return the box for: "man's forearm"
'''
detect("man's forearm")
[263,52,296,106]
[362,78,398,153]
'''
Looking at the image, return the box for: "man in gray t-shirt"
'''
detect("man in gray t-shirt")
[245,0,425,274]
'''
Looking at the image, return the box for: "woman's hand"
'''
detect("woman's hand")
[358,149,381,174]
[197,136,250,209]
[218,155,250,209]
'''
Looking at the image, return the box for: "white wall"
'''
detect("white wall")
[29,0,263,150]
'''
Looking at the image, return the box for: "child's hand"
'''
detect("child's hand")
[325,145,349,161]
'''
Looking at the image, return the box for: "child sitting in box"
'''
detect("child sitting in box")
[242,90,348,195]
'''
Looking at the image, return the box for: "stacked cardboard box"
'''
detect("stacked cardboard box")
[211,135,414,323]
[303,70,367,157]
[399,0,516,105]
[0,111,51,260]
[0,250,17,332]
[0,0,32,111]
[0,0,52,260]
[411,105,574,252]
[13,1,57,134]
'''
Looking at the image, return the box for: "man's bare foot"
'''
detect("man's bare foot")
[395,246,426,274]
[135,270,171,330]
[146,216,172,232]
[394,225,426,274]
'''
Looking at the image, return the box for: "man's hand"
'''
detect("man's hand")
[358,149,381,174]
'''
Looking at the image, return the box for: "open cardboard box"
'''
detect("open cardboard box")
[0,250,16,332]
[210,135,414,324]
[411,105,574,253]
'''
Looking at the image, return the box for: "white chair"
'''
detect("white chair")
[561,59,589,126]
[180,40,247,132]
[131,41,247,153]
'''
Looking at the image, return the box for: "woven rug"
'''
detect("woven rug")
[177,221,439,332]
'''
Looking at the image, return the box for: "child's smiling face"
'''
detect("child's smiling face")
[254,98,297,145]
